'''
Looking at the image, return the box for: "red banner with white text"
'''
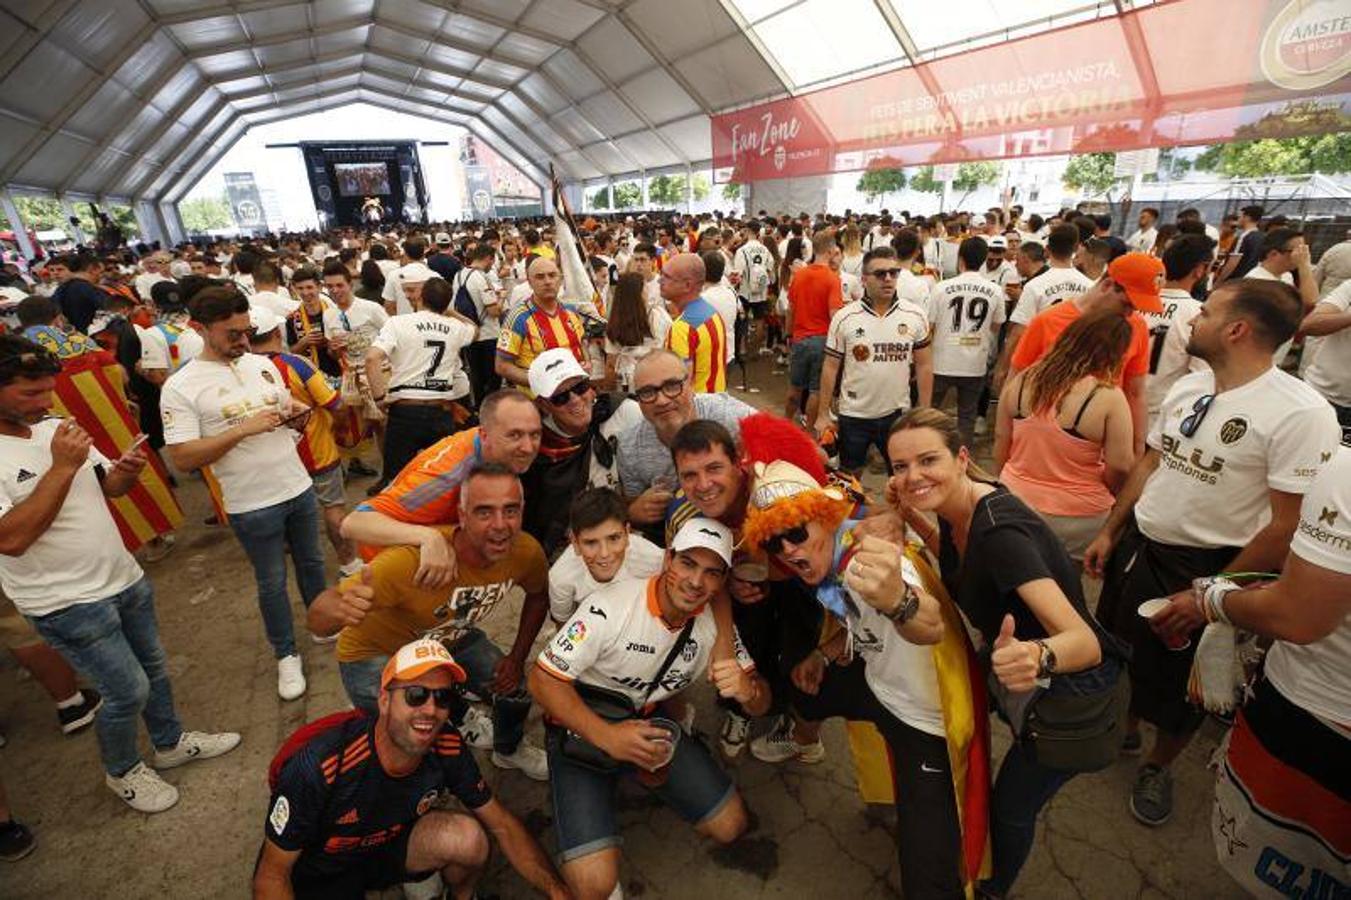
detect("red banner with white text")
[712,0,1351,181]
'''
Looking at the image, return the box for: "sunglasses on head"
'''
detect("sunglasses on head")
[633,376,686,404]
[867,267,902,279]
[762,523,809,556]
[387,685,456,709]
[546,380,593,407]
[1179,393,1214,438]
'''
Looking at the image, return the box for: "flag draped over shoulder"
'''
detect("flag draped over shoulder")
[24,325,183,551]
[842,543,992,894]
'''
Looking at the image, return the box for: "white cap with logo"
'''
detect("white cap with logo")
[249,306,284,337]
[671,517,734,566]
[528,347,589,399]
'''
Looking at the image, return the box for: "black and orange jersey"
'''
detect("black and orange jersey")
[264,713,490,879]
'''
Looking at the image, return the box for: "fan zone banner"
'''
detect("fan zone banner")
[712,0,1351,181]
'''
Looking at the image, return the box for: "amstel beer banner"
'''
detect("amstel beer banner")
[712,0,1350,181]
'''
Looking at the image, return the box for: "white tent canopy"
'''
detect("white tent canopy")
[0,0,1146,211]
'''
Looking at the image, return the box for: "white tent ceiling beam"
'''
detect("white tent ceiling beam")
[0,18,161,187]
[181,16,371,61]
[125,94,233,198]
[0,0,81,84]
[711,0,796,99]
[612,7,717,117]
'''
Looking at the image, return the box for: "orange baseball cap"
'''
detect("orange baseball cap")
[1107,252,1165,313]
[380,639,467,689]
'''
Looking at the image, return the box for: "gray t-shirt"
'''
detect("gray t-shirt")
[617,392,756,496]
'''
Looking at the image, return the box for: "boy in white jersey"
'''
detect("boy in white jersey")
[1142,234,1210,425]
[927,237,1006,447]
[548,488,664,624]
[528,517,769,900]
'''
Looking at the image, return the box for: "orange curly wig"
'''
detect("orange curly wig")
[739,412,851,551]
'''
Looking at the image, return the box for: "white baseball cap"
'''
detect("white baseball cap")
[398,262,434,284]
[987,235,1007,250]
[528,348,589,400]
[380,639,467,689]
[671,517,734,566]
[249,306,284,337]
[434,232,452,246]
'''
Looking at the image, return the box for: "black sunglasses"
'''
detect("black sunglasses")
[387,685,455,709]
[762,523,809,556]
[547,380,593,407]
[1179,393,1215,438]
[633,377,686,404]
[866,267,903,279]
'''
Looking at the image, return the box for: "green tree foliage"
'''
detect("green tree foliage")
[1062,152,1119,196]
[1194,134,1351,178]
[12,196,67,230]
[909,166,941,195]
[855,167,906,202]
[721,182,741,202]
[179,195,233,232]
[589,185,611,210]
[951,162,1000,207]
[691,174,710,201]
[612,182,642,209]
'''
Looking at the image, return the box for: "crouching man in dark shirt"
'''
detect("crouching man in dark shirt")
[252,638,571,900]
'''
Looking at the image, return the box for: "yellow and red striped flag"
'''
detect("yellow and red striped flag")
[27,326,184,551]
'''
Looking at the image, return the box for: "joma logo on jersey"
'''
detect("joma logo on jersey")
[625,641,656,654]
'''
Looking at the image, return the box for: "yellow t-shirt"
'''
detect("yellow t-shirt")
[336,527,549,662]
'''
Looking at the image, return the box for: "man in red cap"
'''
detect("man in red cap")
[252,638,568,900]
[1011,251,1165,454]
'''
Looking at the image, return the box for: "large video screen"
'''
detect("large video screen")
[334,162,391,197]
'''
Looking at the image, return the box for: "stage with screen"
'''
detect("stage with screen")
[299,141,428,228]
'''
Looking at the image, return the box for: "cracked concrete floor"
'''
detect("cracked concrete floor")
[0,356,1243,898]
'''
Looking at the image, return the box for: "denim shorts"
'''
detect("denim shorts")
[545,723,735,863]
[789,335,826,390]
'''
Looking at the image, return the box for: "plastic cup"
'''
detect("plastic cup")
[636,717,681,786]
[1137,597,1191,650]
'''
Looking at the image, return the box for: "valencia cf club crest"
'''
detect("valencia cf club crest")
[897,323,911,337]
[261,369,276,384]
[1218,417,1248,445]
[852,344,871,362]
[416,789,439,816]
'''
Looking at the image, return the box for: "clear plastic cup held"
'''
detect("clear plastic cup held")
[636,716,680,787]
[1137,597,1191,650]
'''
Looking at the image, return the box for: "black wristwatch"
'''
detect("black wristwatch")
[1033,639,1058,678]
[884,584,920,624]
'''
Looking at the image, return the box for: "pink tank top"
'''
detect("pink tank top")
[1001,383,1114,517]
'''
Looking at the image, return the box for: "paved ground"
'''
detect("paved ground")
[0,356,1243,898]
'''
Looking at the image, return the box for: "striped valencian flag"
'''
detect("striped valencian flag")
[27,326,184,550]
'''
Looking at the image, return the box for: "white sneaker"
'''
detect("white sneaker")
[106,761,179,813]
[310,632,338,645]
[720,710,751,758]
[277,655,307,701]
[459,706,494,751]
[492,743,549,781]
[750,715,826,764]
[152,730,242,769]
[401,871,444,900]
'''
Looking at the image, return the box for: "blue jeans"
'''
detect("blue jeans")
[230,488,327,659]
[338,629,529,754]
[30,577,182,777]
[838,410,903,472]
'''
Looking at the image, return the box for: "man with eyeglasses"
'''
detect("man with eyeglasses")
[616,351,754,529]
[1084,279,1340,829]
[254,638,568,900]
[519,348,642,559]
[814,246,933,474]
